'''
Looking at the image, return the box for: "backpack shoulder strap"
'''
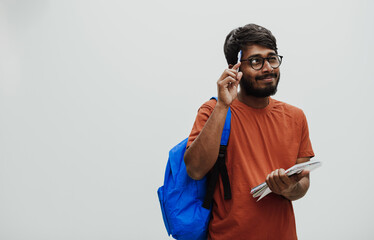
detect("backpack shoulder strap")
[209,96,231,146]
[202,97,232,209]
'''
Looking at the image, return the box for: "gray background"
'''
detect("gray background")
[1,0,373,239]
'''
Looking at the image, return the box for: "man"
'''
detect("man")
[184,24,314,239]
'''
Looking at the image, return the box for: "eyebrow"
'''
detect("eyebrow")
[248,53,277,58]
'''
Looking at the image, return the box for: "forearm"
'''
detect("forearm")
[282,175,310,201]
[184,102,229,180]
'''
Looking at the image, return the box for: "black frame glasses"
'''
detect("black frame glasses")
[241,55,283,70]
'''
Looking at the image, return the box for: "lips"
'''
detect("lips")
[262,78,274,83]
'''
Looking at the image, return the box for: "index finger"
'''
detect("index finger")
[232,62,241,71]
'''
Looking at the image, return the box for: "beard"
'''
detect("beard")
[240,72,280,98]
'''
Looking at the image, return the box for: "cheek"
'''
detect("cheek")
[241,69,257,80]
[275,69,280,77]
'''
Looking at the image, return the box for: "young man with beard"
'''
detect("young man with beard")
[184,24,314,239]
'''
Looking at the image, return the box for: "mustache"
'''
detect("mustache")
[255,73,278,81]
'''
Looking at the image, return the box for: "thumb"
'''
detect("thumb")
[237,71,243,81]
[292,170,310,182]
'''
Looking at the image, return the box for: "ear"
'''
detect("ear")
[228,64,234,69]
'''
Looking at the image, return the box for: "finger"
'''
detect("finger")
[232,62,241,71]
[266,173,273,191]
[266,171,279,193]
[220,69,238,80]
[293,170,310,182]
[218,76,237,88]
[236,72,243,82]
[278,168,293,186]
[273,169,288,189]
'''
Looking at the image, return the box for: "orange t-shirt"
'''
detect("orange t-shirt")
[187,98,314,240]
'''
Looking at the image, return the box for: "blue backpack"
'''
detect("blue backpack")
[157,97,232,240]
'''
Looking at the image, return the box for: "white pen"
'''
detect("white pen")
[237,50,242,72]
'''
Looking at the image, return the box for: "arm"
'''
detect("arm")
[184,62,242,180]
[265,157,311,201]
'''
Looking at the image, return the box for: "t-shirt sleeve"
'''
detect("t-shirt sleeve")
[297,111,315,158]
[186,100,216,148]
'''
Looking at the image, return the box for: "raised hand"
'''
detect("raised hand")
[216,62,243,107]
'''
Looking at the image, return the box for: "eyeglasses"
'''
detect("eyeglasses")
[241,55,283,70]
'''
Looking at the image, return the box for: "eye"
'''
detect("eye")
[250,57,262,66]
[268,56,279,64]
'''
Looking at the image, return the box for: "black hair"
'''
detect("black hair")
[223,24,278,65]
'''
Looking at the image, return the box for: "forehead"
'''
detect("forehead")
[243,44,276,58]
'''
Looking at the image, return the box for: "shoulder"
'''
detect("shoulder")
[271,98,307,120]
[198,99,217,113]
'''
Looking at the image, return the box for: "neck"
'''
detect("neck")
[237,91,270,109]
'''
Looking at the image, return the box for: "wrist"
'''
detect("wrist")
[215,100,230,111]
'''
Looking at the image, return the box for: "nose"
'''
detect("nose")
[262,59,273,73]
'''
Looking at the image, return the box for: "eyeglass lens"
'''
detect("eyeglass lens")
[250,56,282,70]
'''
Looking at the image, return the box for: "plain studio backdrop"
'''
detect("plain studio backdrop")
[0,0,373,239]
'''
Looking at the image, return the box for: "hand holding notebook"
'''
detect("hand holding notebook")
[250,160,322,201]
